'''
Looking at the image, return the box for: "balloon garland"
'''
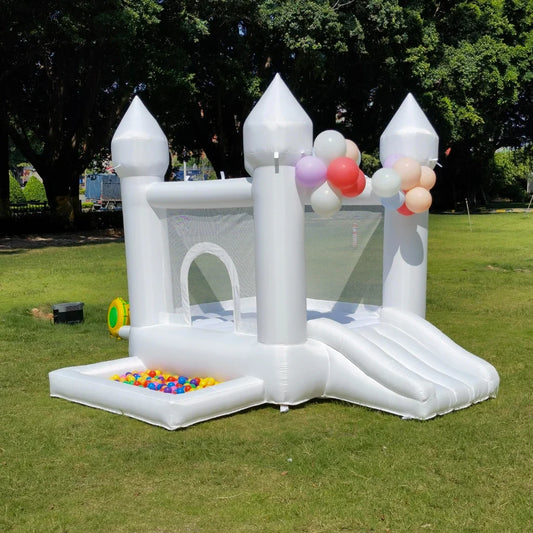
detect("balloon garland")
[374,154,436,216]
[295,130,436,217]
[295,130,365,217]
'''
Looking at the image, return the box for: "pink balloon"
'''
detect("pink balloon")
[295,155,327,188]
[405,187,432,213]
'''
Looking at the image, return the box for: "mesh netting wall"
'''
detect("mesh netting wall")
[304,205,383,305]
[167,208,256,310]
[166,204,383,312]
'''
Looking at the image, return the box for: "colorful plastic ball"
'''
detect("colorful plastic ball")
[392,157,422,191]
[184,385,191,392]
[313,130,346,164]
[381,191,405,210]
[419,166,437,190]
[148,370,156,378]
[371,168,402,198]
[310,181,342,218]
[178,376,187,385]
[405,187,432,213]
[344,139,361,165]
[176,386,185,394]
[295,155,327,188]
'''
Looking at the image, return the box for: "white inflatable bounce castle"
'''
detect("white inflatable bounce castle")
[49,75,499,429]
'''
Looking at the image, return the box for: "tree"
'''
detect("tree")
[1,0,163,223]
[402,0,533,207]
[23,176,48,204]
[144,0,350,178]
[9,172,25,204]
[3,0,530,215]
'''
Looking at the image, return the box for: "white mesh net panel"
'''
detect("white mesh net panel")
[166,204,383,318]
[167,208,256,311]
[305,205,383,306]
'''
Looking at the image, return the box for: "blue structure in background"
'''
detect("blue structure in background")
[85,173,121,209]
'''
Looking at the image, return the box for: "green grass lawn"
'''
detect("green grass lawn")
[1,214,532,532]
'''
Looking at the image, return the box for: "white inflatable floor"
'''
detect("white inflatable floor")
[49,299,499,428]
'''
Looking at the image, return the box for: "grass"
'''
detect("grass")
[1,214,532,532]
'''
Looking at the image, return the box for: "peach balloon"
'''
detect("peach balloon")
[345,139,361,165]
[405,187,432,213]
[392,156,421,191]
[419,166,437,190]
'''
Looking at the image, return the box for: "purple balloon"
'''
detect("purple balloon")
[295,155,327,188]
[383,154,403,168]
[381,191,405,210]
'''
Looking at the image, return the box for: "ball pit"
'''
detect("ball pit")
[110,369,220,394]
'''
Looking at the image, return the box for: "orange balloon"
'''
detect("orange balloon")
[327,157,360,191]
[405,187,432,213]
[392,157,421,191]
[419,166,437,190]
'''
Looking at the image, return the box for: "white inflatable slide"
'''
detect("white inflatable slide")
[311,307,499,419]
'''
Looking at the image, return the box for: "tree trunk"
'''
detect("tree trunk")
[0,102,9,217]
[40,163,82,227]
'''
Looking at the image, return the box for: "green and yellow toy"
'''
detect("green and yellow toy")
[107,297,130,338]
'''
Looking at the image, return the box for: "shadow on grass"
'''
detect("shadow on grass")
[0,230,124,254]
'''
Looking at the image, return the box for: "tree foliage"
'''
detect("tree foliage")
[3,0,532,216]
[8,172,25,204]
[23,176,48,204]
[2,0,163,223]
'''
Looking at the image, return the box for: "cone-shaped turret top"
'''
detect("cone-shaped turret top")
[243,74,313,174]
[380,93,439,169]
[111,96,169,178]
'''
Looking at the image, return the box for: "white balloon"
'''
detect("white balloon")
[313,130,346,164]
[371,168,402,198]
[310,181,342,218]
